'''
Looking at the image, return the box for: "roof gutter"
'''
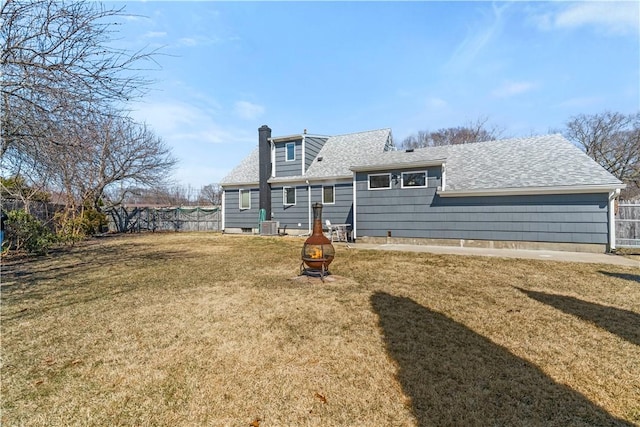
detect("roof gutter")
[221,175,354,187]
[220,181,259,188]
[269,134,303,143]
[350,159,446,172]
[269,175,352,185]
[437,183,626,197]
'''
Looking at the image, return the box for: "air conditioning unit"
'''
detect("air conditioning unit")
[260,220,278,236]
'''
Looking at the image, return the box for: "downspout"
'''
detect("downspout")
[221,189,226,231]
[352,173,357,241]
[441,162,446,191]
[608,188,620,252]
[307,180,312,234]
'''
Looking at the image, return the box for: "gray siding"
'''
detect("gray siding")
[274,139,303,177]
[304,136,328,172]
[271,185,310,232]
[310,183,353,225]
[269,182,354,232]
[224,188,260,229]
[355,168,610,245]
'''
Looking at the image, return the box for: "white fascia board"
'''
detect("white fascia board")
[269,175,352,185]
[303,133,330,139]
[268,177,310,186]
[220,181,259,188]
[350,159,446,172]
[269,134,303,143]
[437,183,627,197]
[305,175,353,182]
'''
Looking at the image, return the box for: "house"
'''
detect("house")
[220,125,625,253]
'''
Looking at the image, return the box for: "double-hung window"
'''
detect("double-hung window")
[401,171,427,188]
[322,185,335,204]
[239,189,251,210]
[283,187,296,205]
[286,142,295,161]
[368,173,391,190]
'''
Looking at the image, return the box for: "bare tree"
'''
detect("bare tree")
[402,117,504,149]
[119,185,195,207]
[1,0,159,157]
[198,184,222,206]
[45,114,177,212]
[564,111,640,199]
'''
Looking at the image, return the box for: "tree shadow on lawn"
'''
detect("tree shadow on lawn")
[1,240,193,321]
[516,288,640,347]
[371,292,632,427]
[598,271,640,284]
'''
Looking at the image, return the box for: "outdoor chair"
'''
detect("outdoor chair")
[325,219,338,242]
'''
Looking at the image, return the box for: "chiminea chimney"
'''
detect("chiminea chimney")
[258,125,272,220]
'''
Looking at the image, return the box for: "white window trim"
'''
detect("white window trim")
[271,141,276,177]
[401,171,428,189]
[285,142,295,162]
[283,186,296,205]
[368,173,392,190]
[239,189,251,210]
[322,185,335,204]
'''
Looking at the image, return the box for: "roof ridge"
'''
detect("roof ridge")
[410,133,564,151]
[329,128,391,138]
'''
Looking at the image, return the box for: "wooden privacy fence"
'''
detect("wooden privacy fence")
[617,201,640,248]
[106,206,221,233]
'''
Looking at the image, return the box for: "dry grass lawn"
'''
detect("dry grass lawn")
[1,233,639,426]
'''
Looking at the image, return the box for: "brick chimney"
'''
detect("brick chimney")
[258,125,272,220]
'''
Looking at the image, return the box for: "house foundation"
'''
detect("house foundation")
[357,236,608,254]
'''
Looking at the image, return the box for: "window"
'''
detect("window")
[401,171,427,188]
[283,187,296,205]
[368,173,391,190]
[286,142,295,161]
[322,185,335,204]
[239,189,250,210]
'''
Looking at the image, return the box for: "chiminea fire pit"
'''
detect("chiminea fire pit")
[300,203,335,280]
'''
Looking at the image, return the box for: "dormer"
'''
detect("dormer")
[270,132,329,178]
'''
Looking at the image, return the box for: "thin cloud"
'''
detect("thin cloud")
[426,97,448,109]
[234,101,265,120]
[131,101,252,145]
[554,96,602,109]
[446,2,510,72]
[177,35,224,47]
[492,81,536,98]
[144,31,167,39]
[534,2,639,36]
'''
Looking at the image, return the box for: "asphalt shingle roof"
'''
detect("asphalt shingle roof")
[442,134,622,190]
[221,128,391,184]
[305,128,392,178]
[355,134,621,190]
[221,131,623,191]
[220,146,259,185]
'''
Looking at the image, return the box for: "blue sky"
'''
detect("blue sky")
[110,1,639,189]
